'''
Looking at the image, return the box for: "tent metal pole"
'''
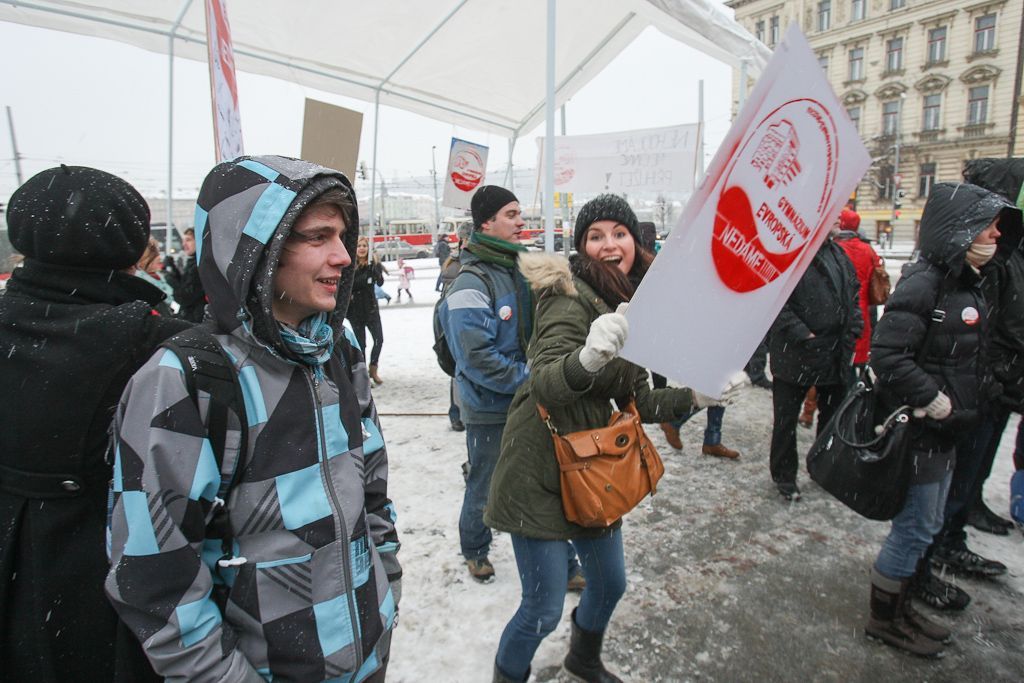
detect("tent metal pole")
[167,0,193,242]
[378,0,468,88]
[543,0,556,253]
[698,79,705,177]
[506,137,517,192]
[369,91,380,257]
[737,59,748,114]
[561,104,570,255]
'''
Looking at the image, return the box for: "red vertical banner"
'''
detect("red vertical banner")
[205,0,243,162]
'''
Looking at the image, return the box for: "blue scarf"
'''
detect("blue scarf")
[278,312,335,383]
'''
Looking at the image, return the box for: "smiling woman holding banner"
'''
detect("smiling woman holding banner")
[484,195,740,683]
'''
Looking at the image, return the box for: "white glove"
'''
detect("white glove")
[719,371,749,405]
[692,389,722,409]
[912,391,952,420]
[579,303,629,373]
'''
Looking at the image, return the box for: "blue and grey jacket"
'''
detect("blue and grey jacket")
[106,156,400,682]
[439,249,530,424]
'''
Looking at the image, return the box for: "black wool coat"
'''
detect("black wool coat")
[347,260,386,325]
[870,182,1022,454]
[0,260,190,682]
[769,241,863,386]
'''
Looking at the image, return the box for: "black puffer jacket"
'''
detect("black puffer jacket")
[769,241,863,385]
[870,182,1022,453]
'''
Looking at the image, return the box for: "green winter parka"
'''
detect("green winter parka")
[484,253,695,540]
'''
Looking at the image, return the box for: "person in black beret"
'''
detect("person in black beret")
[0,165,189,683]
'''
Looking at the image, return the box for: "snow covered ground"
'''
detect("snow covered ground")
[368,254,1024,682]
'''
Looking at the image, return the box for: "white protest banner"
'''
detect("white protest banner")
[204,0,243,162]
[620,23,871,396]
[443,138,488,210]
[536,123,701,194]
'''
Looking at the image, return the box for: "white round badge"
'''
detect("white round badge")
[499,305,513,321]
[961,306,979,326]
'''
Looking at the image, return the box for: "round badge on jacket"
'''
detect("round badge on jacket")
[499,305,513,321]
[961,306,980,326]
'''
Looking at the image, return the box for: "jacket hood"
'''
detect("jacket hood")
[518,252,577,297]
[194,155,358,356]
[918,182,1021,276]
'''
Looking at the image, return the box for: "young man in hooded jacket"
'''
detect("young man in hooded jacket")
[106,156,401,682]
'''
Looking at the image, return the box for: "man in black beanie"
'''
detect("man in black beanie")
[0,165,189,682]
[440,185,585,588]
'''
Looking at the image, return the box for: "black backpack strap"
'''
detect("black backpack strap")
[160,324,248,585]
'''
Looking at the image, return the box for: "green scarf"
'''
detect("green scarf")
[465,231,534,351]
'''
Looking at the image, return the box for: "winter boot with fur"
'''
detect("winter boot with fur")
[864,569,945,658]
[369,364,383,386]
[563,608,623,683]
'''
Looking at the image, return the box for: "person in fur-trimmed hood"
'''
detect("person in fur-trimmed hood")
[106,156,400,682]
[485,195,740,683]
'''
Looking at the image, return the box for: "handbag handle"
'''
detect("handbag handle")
[833,381,911,451]
[536,398,638,436]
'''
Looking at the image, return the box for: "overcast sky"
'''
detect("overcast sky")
[0,15,735,200]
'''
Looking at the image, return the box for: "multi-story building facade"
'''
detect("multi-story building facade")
[726,0,1023,244]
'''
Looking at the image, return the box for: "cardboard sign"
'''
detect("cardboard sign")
[443,138,489,210]
[204,0,243,162]
[536,123,701,194]
[300,98,363,181]
[620,24,871,396]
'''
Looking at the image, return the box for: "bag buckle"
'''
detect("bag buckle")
[931,308,946,323]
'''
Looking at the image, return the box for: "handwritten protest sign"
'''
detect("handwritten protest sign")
[537,123,701,194]
[620,24,871,396]
[443,138,489,210]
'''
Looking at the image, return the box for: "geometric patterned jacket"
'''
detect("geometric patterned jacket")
[106,156,401,682]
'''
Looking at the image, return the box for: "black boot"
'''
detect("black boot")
[864,569,945,658]
[563,608,623,683]
[902,561,952,644]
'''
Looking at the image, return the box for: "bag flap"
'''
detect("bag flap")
[561,412,639,458]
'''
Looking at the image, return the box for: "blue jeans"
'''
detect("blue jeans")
[495,529,626,681]
[460,423,504,559]
[874,469,953,579]
[672,405,725,446]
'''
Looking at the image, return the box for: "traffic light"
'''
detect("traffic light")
[894,189,905,210]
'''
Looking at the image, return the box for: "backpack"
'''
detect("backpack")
[433,264,494,377]
[108,324,248,607]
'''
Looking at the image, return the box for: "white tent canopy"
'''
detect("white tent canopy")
[0,0,769,138]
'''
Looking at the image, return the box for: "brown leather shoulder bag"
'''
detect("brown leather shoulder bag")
[537,399,665,528]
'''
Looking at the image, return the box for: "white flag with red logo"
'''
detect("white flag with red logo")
[621,23,871,396]
[205,0,244,162]
[443,138,488,210]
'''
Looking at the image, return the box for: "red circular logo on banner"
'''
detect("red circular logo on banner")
[451,149,484,192]
[711,99,839,292]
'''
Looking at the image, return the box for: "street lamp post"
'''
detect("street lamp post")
[431,146,442,242]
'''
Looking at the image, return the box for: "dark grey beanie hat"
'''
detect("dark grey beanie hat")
[573,194,640,253]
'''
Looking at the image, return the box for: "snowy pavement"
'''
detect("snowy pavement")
[369,257,1024,682]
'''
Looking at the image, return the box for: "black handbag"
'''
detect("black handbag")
[806,378,913,520]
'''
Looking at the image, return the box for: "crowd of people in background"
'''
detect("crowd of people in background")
[1,154,1022,682]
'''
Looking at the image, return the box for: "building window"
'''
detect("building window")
[851,0,866,22]
[890,0,905,9]
[974,14,996,53]
[927,27,947,64]
[967,85,989,125]
[882,100,901,136]
[755,19,765,43]
[847,106,861,132]
[818,0,831,31]
[919,163,936,198]
[922,94,941,131]
[848,47,864,81]
[886,37,904,72]
[769,16,780,46]
[818,54,829,75]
